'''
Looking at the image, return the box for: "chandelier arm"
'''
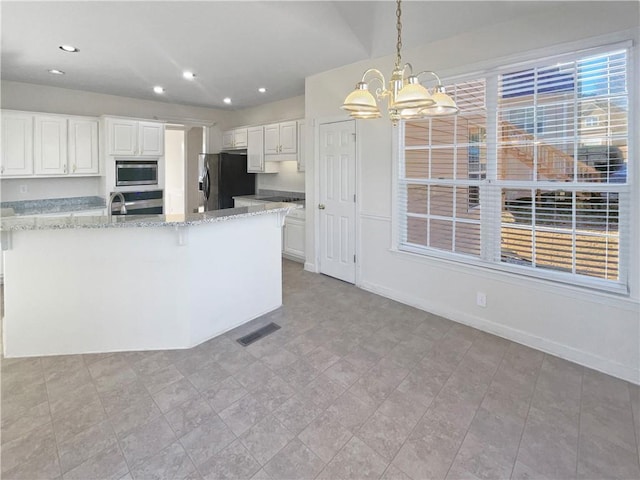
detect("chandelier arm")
[402,63,415,76]
[415,70,444,85]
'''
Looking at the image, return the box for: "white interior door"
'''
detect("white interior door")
[318,120,356,283]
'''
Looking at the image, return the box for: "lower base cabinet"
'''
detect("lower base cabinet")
[283,215,305,262]
[234,198,305,262]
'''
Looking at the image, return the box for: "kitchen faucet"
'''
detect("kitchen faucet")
[108,192,127,218]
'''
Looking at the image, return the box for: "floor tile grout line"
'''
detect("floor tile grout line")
[40,358,65,479]
[507,352,547,480]
[87,354,136,480]
[383,335,472,480]
[442,337,511,480]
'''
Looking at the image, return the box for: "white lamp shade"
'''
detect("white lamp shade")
[341,86,379,113]
[393,82,434,109]
[350,110,382,119]
[420,91,459,116]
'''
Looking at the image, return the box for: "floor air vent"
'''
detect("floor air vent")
[236,322,281,346]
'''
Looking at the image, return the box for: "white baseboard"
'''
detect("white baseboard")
[360,280,640,385]
[282,253,304,263]
[304,261,317,273]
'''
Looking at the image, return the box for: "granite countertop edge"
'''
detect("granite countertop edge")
[1,203,299,232]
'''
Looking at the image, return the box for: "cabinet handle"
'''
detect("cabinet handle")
[72,164,77,173]
[63,164,67,173]
[318,204,326,210]
[1,166,4,174]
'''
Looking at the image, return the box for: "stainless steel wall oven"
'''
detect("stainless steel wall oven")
[110,190,163,215]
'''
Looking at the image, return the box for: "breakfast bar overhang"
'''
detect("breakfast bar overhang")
[1,204,294,357]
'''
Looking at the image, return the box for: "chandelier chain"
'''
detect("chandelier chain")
[395,0,402,67]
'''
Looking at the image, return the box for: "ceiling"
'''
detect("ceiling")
[2,1,564,111]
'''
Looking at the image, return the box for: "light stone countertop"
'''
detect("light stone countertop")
[0,202,299,232]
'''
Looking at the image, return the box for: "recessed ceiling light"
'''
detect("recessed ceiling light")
[258,87,267,93]
[59,45,79,53]
[48,69,65,75]
[183,71,196,80]
[153,86,165,94]
[223,97,232,104]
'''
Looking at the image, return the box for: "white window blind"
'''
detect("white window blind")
[398,47,630,292]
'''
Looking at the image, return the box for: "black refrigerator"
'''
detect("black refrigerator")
[199,153,256,210]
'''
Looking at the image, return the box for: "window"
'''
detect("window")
[398,46,630,292]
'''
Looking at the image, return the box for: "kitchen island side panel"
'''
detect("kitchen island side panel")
[2,213,283,357]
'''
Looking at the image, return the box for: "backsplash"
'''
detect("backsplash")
[256,160,304,193]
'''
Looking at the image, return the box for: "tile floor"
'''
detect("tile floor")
[1,260,639,479]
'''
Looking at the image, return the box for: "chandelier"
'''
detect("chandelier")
[341,0,459,125]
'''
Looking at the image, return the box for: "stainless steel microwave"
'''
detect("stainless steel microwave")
[116,160,158,186]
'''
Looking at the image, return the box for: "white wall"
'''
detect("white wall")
[1,177,102,202]
[226,96,306,193]
[305,2,640,383]
[228,95,304,127]
[165,129,185,215]
[258,161,305,193]
[1,81,228,202]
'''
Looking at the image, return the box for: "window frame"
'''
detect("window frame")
[393,41,634,296]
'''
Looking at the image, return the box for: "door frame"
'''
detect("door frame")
[312,116,361,286]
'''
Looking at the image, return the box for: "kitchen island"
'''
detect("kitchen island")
[1,203,296,357]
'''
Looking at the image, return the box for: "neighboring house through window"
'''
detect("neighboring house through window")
[398,46,630,293]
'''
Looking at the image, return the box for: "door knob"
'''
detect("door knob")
[318,204,325,210]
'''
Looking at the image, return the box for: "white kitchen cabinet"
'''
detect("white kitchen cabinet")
[297,120,305,172]
[105,117,164,156]
[1,110,101,178]
[34,115,68,175]
[264,121,297,156]
[139,121,164,156]
[1,112,34,176]
[247,126,278,174]
[222,128,248,150]
[283,211,305,262]
[68,118,99,175]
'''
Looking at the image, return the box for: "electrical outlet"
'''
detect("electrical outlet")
[19,184,28,194]
[476,291,487,307]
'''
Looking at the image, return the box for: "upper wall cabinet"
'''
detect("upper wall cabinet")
[264,121,297,155]
[1,112,34,176]
[105,118,164,156]
[222,128,248,150]
[68,118,99,175]
[247,126,278,174]
[34,115,68,175]
[1,111,100,178]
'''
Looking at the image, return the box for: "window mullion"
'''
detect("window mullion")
[482,74,500,263]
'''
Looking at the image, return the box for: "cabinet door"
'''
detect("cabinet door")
[139,122,164,156]
[247,127,264,172]
[222,130,234,149]
[68,119,99,175]
[284,216,305,260]
[263,124,280,154]
[233,128,248,149]
[34,115,67,175]
[1,112,33,176]
[297,120,305,172]
[279,121,297,154]
[107,118,138,155]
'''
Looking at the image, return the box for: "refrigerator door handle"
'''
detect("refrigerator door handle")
[203,169,210,201]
